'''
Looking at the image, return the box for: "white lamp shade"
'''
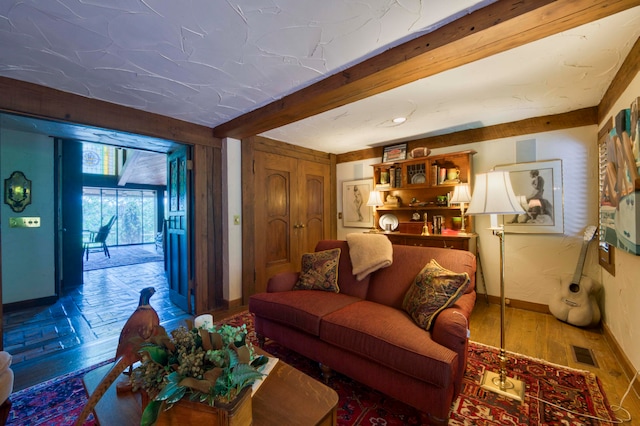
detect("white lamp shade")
[366,190,384,207]
[450,183,471,204]
[466,171,525,215]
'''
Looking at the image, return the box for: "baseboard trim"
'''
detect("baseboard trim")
[602,322,640,396]
[478,294,550,314]
[4,296,59,313]
[216,297,243,312]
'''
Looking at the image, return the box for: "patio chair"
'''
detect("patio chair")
[83,215,117,261]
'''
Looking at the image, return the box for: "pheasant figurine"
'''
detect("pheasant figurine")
[75,287,161,425]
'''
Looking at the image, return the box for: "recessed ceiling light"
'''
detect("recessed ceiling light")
[392,117,406,124]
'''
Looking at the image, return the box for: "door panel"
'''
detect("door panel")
[166,147,191,312]
[252,153,331,294]
[298,160,331,256]
[60,139,84,289]
[254,152,297,293]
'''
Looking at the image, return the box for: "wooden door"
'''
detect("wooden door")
[252,153,331,294]
[254,151,298,294]
[59,139,84,289]
[166,146,192,313]
[297,159,331,257]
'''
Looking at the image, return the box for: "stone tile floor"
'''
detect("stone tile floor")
[3,256,189,366]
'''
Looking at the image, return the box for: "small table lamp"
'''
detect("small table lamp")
[366,190,384,232]
[466,170,525,402]
[450,183,472,233]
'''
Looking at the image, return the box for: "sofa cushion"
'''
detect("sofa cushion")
[402,259,471,330]
[320,301,456,388]
[293,248,341,292]
[249,290,361,336]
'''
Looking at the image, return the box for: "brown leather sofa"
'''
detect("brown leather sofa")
[249,240,476,424]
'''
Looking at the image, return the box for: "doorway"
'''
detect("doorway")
[1,111,223,360]
[1,127,193,373]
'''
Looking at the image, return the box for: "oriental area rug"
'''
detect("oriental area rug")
[8,311,617,425]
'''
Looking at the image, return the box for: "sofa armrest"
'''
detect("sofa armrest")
[431,290,476,397]
[432,290,475,349]
[266,271,300,292]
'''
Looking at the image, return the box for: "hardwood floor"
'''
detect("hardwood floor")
[470,301,640,423]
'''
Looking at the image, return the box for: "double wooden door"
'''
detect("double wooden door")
[252,151,331,294]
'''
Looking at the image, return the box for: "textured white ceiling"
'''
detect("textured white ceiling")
[0,1,639,154]
[265,9,640,153]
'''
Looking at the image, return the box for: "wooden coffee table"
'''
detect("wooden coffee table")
[83,349,338,425]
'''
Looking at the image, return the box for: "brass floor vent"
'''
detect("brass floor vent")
[572,345,598,367]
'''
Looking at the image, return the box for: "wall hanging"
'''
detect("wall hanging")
[600,96,640,255]
[4,171,32,213]
[494,159,564,234]
[342,179,374,228]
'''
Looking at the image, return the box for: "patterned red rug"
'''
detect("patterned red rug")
[8,311,617,425]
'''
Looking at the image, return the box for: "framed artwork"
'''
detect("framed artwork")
[382,143,408,163]
[599,99,640,255]
[494,159,564,234]
[342,179,373,228]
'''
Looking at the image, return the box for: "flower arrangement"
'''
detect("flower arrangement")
[131,316,267,425]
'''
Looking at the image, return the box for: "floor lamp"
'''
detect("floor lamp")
[466,171,526,402]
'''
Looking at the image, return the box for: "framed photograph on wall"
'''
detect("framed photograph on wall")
[342,179,373,228]
[495,159,564,234]
[382,143,407,163]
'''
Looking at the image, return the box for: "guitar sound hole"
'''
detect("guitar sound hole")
[569,283,580,293]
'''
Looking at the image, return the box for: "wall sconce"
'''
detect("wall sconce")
[4,171,32,213]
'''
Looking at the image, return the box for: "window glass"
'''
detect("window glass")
[82,142,117,175]
[83,187,156,245]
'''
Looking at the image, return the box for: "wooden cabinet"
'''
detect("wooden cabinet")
[386,233,476,254]
[372,150,476,252]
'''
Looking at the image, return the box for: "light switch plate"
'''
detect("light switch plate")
[9,217,41,228]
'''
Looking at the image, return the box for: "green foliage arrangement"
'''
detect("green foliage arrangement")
[131,322,268,426]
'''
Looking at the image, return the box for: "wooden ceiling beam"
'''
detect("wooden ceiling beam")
[0,77,218,149]
[336,107,598,163]
[598,36,640,123]
[213,0,640,139]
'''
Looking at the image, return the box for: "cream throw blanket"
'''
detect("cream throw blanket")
[346,233,393,280]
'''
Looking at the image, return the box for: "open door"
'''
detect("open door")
[166,146,192,313]
[59,139,84,289]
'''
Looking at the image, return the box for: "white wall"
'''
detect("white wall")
[336,127,600,307]
[599,72,640,373]
[223,138,243,302]
[0,129,55,303]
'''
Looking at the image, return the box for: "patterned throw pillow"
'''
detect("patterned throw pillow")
[402,259,470,330]
[293,248,341,292]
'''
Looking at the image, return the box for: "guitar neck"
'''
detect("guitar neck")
[571,241,589,284]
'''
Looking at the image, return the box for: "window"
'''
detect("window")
[83,187,157,245]
[82,142,118,175]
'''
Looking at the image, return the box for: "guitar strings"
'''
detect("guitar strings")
[528,370,638,424]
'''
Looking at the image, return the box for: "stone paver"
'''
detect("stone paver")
[3,258,188,365]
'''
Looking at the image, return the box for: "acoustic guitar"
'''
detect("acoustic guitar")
[549,226,601,327]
